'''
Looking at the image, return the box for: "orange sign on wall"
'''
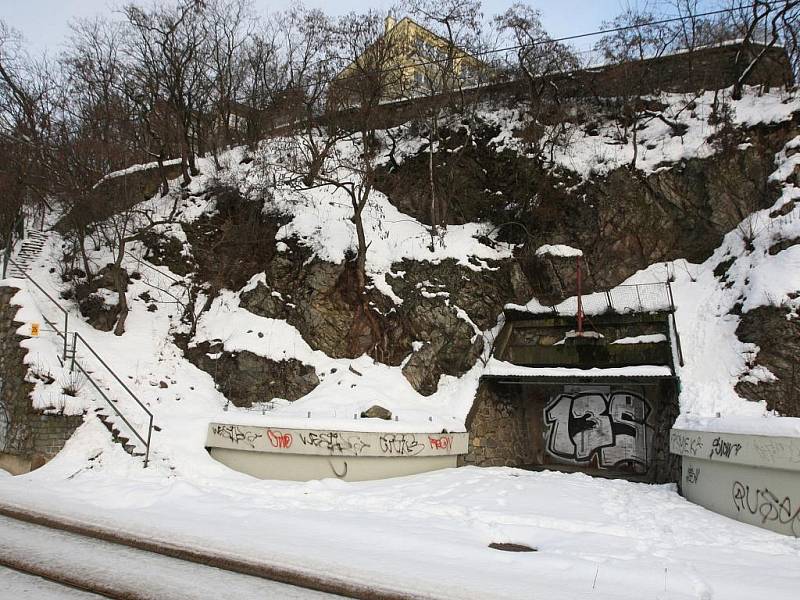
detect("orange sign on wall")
[30,323,40,337]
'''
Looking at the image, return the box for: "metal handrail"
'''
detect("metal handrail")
[5,257,70,360]
[73,331,154,464]
[3,257,153,466]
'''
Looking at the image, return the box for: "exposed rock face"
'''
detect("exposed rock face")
[735,306,800,417]
[184,341,319,407]
[139,229,194,276]
[239,254,392,361]
[379,112,797,297]
[72,265,129,332]
[388,258,532,331]
[240,253,531,395]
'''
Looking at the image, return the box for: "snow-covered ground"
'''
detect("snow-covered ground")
[1,452,799,600]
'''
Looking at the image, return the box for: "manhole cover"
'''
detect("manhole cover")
[488,543,537,553]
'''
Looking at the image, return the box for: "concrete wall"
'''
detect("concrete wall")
[671,428,800,537]
[206,423,468,482]
[0,285,83,474]
[347,43,793,131]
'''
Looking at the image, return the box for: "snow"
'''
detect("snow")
[94,158,183,188]
[0,566,104,599]
[483,359,673,378]
[612,333,668,345]
[0,460,798,600]
[480,87,800,180]
[676,415,800,438]
[535,244,583,258]
[0,514,332,599]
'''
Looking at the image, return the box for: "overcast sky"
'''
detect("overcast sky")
[1,0,718,57]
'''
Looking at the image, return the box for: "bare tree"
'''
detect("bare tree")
[0,21,56,260]
[721,0,799,98]
[495,3,579,165]
[124,0,210,184]
[400,0,490,241]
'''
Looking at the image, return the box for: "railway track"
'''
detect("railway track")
[0,505,421,600]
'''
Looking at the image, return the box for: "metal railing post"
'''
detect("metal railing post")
[70,332,78,372]
[63,312,69,362]
[144,415,153,468]
[666,281,676,313]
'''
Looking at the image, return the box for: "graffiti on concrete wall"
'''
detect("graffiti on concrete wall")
[210,424,263,448]
[544,390,651,472]
[732,481,800,537]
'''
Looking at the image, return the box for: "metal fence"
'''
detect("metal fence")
[545,282,676,317]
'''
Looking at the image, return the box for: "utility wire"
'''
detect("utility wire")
[276,2,769,95]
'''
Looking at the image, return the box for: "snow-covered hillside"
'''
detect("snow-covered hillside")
[1,85,799,471]
[1,82,800,598]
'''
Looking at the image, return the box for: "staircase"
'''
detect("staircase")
[4,238,155,467]
[96,408,146,458]
[6,230,48,278]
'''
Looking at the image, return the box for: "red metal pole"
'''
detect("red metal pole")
[576,255,584,335]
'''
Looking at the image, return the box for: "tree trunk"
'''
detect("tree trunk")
[78,225,93,283]
[112,242,128,336]
[353,204,368,294]
[156,153,169,196]
[428,126,438,248]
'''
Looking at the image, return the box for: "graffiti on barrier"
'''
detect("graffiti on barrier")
[428,435,453,451]
[299,431,370,455]
[267,430,293,449]
[211,424,263,448]
[708,436,742,461]
[544,390,651,471]
[732,481,800,537]
[671,432,704,457]
[686,465,701,485]
[379,433,424,456]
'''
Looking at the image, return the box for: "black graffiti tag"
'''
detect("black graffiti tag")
[672,433,704,457]
[379,433,424,456]
[732,481,800,537]
[212,424,262,448]
[709,437,742,461]
[686,466,701,484]
[299,431,370,455]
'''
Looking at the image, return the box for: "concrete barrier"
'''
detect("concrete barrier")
[206,423,469,482]
[670,428,800,537]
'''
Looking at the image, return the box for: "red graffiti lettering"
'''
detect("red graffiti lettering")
[268,430,293,449]
[429,435,452,451]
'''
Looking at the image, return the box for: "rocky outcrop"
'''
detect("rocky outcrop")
[184,340,319,407]
[380,112,797,297]
[240,252,531,396]
[736,305,800,417]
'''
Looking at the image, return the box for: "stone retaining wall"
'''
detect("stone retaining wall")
[0,285,83,474]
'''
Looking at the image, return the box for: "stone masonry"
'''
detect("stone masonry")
[0,285,83,474]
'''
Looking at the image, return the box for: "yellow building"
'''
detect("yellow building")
[334,15,490,103]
